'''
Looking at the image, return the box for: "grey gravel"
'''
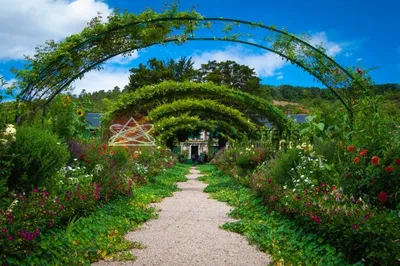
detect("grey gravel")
[93,167,271,266]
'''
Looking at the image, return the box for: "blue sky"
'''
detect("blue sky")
[0,0,399,95]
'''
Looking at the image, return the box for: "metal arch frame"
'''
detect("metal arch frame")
[17,16,366,124]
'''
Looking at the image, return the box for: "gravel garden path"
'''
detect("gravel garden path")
[93,167,271,266]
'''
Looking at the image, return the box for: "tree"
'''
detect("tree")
[196,60,261,95]
[126,57,198,92]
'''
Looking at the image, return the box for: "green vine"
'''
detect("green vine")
[147,98,258,132]
[105,81,291,131]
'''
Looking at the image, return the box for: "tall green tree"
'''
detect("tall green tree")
[126,57,198,92]
[196,60,261,94]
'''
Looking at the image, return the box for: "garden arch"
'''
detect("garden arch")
[14,8,370,127]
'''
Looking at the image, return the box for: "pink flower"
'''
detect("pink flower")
[356,68,363,75]
[1,228,7,233]
[353,224,359,230]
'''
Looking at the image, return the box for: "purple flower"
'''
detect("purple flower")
[60,204,65,210]
[33,188,38,193]
[1,227,7,234]
[7,235,14,241]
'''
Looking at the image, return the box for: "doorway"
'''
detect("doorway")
[191,145,199,161]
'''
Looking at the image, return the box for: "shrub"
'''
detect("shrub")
[8,127,69,192]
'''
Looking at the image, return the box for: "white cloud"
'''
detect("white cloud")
[356,58,362,62]
[191,45,286,78]
[0,0,112,60]
[308,32,342,57]
[71,66,130,94]
[276,72,284,80]
[107,52,139,65]
[344,52,353,57]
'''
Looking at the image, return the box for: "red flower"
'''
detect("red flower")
[347,145,356,152]
[266,178,272,184]
[356,68,363,75]
[102,143,107,151]
[359,149,367,157]
[314,216,321,224]
[396,158,400,166]
[378,192,388,202]
[79,154,85,160]
[109,150,115,156]
[340,108,343,112]
[331,186,336,191]
[370,156,379,165]
[353,224,359,230]
[385,166,394,172]
[321,183,326,187]
[364,213,371,220]
[353,157,360,164]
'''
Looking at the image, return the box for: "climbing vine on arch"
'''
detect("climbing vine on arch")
[12,4,373,127]
[147,98,258,132]
[104,81,291,132]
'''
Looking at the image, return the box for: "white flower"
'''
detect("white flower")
[4,127,16,136]
[74,158,78,161]
[283,185,287,189]
[7,124,14,128]
[292,188,296,192]
[0,139,8,145]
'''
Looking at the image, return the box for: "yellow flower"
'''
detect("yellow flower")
[76,109,84,117]
[62,95,71,107]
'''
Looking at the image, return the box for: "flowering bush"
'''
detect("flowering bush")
[46,95,88,139]
[0,125,17,209]
[7,127,69,193]
[341,144,400,209]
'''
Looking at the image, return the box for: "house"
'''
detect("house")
[179,131,219,160]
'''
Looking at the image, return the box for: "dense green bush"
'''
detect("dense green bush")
[8,127,69,192]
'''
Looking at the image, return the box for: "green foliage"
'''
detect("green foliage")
[8,127,69,192]
[126,57,198,92]
[264,148,300,187]
[1,164,190,265]
[46,94,88,139]
[197,165,355,265]
[106,81,290,132]
[196,60,261,95]
[148,98,257,132]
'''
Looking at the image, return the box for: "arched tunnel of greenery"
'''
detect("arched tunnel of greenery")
[105,81,291,133]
